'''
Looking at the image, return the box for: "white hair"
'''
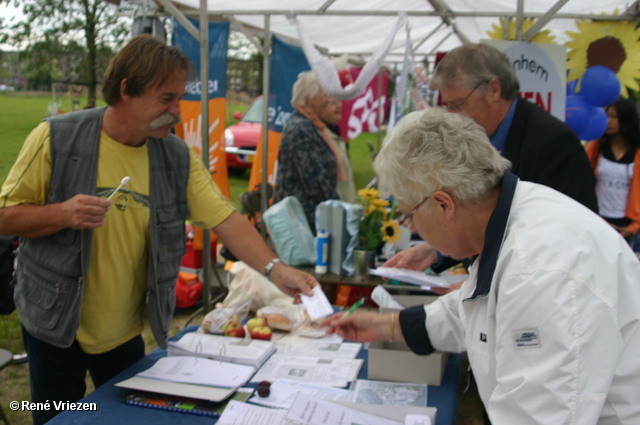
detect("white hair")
[374,108,511,205]
[290,71,322,107]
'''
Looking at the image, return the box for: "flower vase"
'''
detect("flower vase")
[354,249,373,277]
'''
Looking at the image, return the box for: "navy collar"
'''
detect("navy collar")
[465,172,519,301]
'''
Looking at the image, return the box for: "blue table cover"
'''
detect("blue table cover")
[47,326,460,425]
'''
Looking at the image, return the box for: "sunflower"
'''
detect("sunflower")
[566,17,640,97]
[486,18,556,44]
[367,203,388,217]
[357,187,379,200]
[381,220,401,244]
[369,198,390,208]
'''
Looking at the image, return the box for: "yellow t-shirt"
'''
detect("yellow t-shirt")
[0,121,234,354]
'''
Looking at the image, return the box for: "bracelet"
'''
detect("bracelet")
[264,258,281,281]
[389,312,396,343]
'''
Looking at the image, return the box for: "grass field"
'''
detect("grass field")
[0,93,379,425]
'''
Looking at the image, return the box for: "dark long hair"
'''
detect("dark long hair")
[593,98,640,165]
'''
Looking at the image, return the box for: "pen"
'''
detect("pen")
[346,297,365,316]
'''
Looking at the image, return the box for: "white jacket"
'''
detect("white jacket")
[400,175,640,424]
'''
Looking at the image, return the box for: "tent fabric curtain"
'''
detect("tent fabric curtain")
[295,14,406,100]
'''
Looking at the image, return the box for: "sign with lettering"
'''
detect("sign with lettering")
[482,39,566,121]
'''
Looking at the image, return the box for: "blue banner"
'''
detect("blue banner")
[268,36,310,132]
[173,18,229,101]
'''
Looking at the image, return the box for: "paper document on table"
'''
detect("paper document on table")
[405,414,432,425]
[249,378,351,409]
[286,392,403,425]
[300,285,334,321]
[136,356,255,389]
[250,355,362,388]
[216,399,287,425]
[370,267,467,288]
[352,379,428,407]
[279,340,362,360]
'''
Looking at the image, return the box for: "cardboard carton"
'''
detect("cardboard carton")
[371,293,447,386]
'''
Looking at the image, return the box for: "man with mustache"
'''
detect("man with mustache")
[0,34,317,425]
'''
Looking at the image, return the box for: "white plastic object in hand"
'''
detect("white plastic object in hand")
[107,176,130,201]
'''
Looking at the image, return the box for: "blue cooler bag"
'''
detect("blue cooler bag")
[263,196,316,266]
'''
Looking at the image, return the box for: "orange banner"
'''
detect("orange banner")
[176,98,228,251]
[248,130,282,191]
[176,97,230,199]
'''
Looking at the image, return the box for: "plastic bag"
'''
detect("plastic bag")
[263,196,315,266]
[256,305,310,333]
[216,261,294,313]
[200,297,252,334]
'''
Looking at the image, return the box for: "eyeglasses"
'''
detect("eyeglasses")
[442,80,490,112]
[398,196,431,227]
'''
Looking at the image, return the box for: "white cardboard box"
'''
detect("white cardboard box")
[370,293,448,386]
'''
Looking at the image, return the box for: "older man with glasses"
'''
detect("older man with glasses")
[324,108,640,425]
[385,43,599,281]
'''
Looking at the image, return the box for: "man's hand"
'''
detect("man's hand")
[268,261,317,303]
[382,242,438,271]
[62,194,111,229]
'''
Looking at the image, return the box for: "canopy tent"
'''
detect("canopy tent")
[113,0,639,67]
[103,0,639,312]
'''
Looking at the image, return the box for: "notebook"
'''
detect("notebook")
[168,332,277,368]
[122,389,252,417]
[115,356,256,403]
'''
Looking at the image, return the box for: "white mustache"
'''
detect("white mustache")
[150,113,182,129]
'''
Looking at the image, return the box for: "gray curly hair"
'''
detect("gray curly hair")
[374,108,511,205]
[291,71,323,107]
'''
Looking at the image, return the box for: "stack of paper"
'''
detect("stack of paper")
[370,267,467,289]
[168,332,277,368]
[250,355,363,388]
[137,356,254,388]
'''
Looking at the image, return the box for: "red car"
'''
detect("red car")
[225,96,263,171]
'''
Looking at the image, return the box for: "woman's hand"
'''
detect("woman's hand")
[322,310,398,343]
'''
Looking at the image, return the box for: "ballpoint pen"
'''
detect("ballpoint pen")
[346,297,365,316]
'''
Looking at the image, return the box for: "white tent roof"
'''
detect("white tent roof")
[163,0,638,63]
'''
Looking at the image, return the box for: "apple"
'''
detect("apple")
[250,325,273,341]
[246,317,268,334]
[224,321,246,338]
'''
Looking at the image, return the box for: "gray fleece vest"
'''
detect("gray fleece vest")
[14,107,189,349]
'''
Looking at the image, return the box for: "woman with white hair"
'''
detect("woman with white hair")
[324,108,640,424]
[273,71,345,233]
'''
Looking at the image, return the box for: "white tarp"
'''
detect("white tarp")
[166,0,635,63]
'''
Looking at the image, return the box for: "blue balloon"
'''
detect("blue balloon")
[581,66,621,107]
[566,79,578,96]
[565,94,591,135]
[579,105,608,141]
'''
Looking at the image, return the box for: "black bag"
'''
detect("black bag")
[0,235,18,315]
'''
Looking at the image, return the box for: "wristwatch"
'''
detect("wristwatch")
[264,258,282,281]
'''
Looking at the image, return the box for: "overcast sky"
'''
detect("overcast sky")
[0,3,24,51]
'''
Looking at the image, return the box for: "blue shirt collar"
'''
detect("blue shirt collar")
[489,98,518,152]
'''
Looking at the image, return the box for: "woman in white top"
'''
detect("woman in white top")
[585,97,640,252]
